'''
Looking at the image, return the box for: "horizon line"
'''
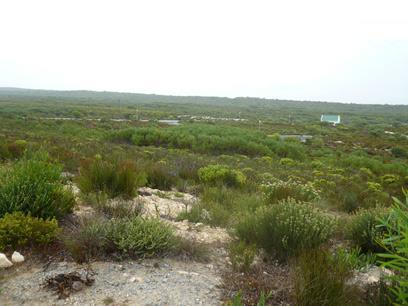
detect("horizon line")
[1,86,407,106]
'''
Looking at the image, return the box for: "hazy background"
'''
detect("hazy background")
[1,0,407,104]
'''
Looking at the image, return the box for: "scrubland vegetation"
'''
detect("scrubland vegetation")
[0,88,407,305]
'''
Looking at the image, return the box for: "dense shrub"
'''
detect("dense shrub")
[77,156,146,198]
[0,212,59,251]
[63,215,176,262]
[378,193,408,305]
[391,147,408,158]
[235,199,335,259]
[112,217,175,257]
[294,248,356,306]
[198,164,246,188]
[178,187,262,227]
[347,207,390,253]
[261,178,320,203]
[144,161,177,190]
[0,152,75,219]
[110,124,307,160]
[340,154,408,177]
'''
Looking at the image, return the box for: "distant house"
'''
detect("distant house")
[321,114,341,125]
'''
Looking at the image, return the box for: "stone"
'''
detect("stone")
[11,251,25,263]
[348,265,394,292]
[0,253,13,268]
[72,281,84,291]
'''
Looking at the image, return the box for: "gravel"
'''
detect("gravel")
[1,258,223,306]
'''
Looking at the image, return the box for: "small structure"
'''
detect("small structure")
[321,114,341,126]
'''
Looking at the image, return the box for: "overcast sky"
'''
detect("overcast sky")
[1,0,407,104]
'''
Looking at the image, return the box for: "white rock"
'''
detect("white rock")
[348,265,394,289]
[0,253,13,268]
[72,281,84,291]
[11,251,25,263]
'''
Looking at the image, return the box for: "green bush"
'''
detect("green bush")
[112,217,175,257]
[347,207,389,253]
[261,178,320,203]
[335,247,377,270]
[178,187,262,227]
[77,156,146,198]
[378,193,408,305]
[63,215,176,262]
[198,164,246,188]
[226,291,272,306]
[391,147,408,159]
[111,124,307,160]
[279,157,296,166]
[235,199,335,259]
[0,212,59,251]
[294,248,356,306]
[0,151,75,219]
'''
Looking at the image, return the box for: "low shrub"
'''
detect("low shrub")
[198,164,246,188]
[144,161,177,190]
[229,241,256,272]
[0,151,75,219]
[112,217,175,257]
[294,248,356,306]
[77,156,146,199]
[261,178,320,203]
[279,157,296,166]
[235,199,335,259]
[62,215,176,262]
[0,212,59,251]
[62,216,111,263]
[226,291,272,306]
[347,207,390,253]
[82,192,142,219]
[178,187,262,227]
[173,237,211,262]
[391,147,408,159]
[97,199,141,219]
[340,190,360,213]
[335,247,377,270]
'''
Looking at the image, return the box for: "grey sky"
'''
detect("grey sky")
[1,0,407,104]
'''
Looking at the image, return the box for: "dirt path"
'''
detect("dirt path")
[1,258,224,306]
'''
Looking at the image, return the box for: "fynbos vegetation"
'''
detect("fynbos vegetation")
[0,88,407,305]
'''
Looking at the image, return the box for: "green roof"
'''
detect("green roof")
[321,114,340,123]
